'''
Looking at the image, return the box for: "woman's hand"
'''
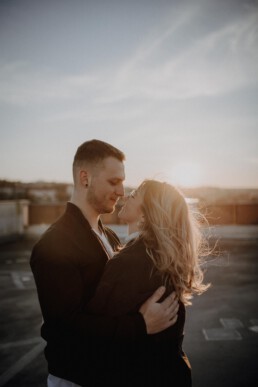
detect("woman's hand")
[139,287,179,334]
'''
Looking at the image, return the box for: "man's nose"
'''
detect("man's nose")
[116,184,124,197]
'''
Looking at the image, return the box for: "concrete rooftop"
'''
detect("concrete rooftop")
[0,225,257,387]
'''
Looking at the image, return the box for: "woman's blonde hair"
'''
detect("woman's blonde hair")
[137,180,210,305]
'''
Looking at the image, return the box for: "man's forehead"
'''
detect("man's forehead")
[100,157,125,178]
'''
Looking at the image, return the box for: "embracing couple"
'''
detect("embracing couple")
[30,139,209,387]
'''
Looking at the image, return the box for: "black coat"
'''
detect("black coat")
[30,203,146,386]
[88,237,192,387]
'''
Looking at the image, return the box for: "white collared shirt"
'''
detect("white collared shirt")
[47,374,81,387]
[92,229,115,259]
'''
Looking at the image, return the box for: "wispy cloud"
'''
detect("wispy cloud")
[0,2,257,114]
[0,62,99,106]
[97,7,258,102]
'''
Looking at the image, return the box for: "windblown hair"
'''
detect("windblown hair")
[138,180,210,305]
[72,139,125,182]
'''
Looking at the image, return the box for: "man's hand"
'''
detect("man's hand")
[139,286,179,334]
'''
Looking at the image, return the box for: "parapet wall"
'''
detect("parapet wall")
[28,203,258,226]
[29,203,66,225]
[204,204,258,225]
[0,200,29,242]
[2,201,257,243]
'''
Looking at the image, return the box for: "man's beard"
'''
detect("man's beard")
[87,186,115,214]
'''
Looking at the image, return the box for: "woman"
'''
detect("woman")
[88,180,210,386]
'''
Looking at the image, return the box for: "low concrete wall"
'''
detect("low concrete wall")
[28,203,123,225]
[29,203,66,225]
[1,201,256,243]
[28,203,258,226]
[204,204,258,225]
[0,200,29,242]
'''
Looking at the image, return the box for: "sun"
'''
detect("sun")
[168,162,203,188]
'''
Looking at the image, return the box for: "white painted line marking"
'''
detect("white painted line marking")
[0,337,42,350]
[220,318,244,329]
[0,342,45,387]
[249,326,258,333]
[21,276,31,282]
[11,272,25,289]
[202,328,242,341]
[1,271,34,289]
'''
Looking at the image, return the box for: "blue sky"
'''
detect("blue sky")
[0,0,257,188]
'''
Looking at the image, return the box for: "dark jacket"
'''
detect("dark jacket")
[30,202,146,386]
[88,237,192,387]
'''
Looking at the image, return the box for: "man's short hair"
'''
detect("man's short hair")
[73,139,125,181]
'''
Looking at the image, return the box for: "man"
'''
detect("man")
[30,139,179,387]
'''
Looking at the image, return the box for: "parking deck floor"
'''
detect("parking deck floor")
[0,226,257,387]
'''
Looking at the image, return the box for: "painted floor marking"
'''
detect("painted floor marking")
[249,326,258,333]
[11,272,25,289]
[203,318,245,341]
[249,319,258,333]
[21,275,31,282]
[220,318,244,329]
[0,270,34,289]
[203,317,258,340]
[0,341,45,387]
[202,328,242,341]
[0,337,42,350]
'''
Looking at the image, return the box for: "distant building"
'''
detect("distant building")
[27,188,57,202]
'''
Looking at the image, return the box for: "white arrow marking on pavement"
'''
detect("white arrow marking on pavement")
[0,342,45,386]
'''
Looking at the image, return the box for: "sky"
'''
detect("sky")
[0,0,258,189]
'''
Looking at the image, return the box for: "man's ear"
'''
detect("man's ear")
[79,170,89,187]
